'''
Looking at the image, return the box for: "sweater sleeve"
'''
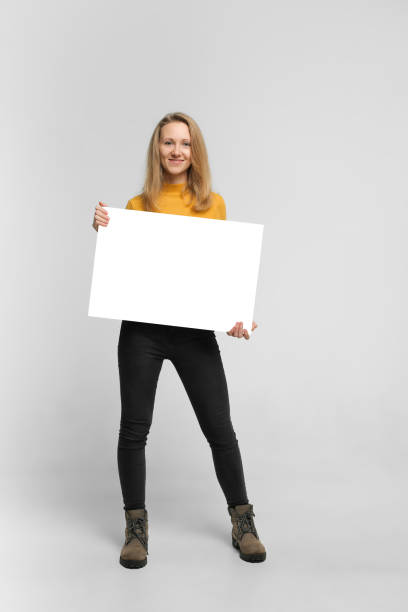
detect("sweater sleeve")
[218,194,227,220]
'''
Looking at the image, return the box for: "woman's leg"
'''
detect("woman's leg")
[170,331,249,506]
[117,321,165,510]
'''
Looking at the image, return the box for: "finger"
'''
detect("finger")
[95,212,110,223]
[234,322,240,338]
[227,323,236,335]
[96,204,109,217]
[238,322,244,338]
[243,328,249,340]
[95,214,109,225]
[96,205,109,217]
[95,209,110,219]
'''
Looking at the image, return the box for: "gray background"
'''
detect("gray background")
[2,0,407,610]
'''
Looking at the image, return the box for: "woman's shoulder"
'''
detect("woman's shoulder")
[210,190,227,220]
[125,194,144,210]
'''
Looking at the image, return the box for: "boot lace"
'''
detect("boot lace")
[236,509,259,540]
[126,517,148,553]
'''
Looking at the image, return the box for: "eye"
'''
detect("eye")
[163,140,190,146]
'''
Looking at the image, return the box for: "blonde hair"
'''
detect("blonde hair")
[140,112,214,213]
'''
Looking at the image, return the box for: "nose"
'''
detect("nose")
[171,144,182,157]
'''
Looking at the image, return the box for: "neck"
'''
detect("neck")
[162,171,188,184]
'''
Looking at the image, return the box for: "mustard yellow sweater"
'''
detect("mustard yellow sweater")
[125,182,227,220]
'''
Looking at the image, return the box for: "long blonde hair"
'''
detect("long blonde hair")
[140,112,214,213]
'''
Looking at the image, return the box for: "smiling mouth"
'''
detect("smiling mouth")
[169,159,183,163]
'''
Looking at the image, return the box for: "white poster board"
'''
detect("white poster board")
[88,207,264,335]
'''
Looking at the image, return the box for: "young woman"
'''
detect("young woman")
[92,112,266,569]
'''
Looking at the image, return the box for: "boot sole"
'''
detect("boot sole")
[119,556,147,569]
[232,536,266,563]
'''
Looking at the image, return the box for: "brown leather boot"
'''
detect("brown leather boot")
[228,503,266,563]
[119,508,149,569]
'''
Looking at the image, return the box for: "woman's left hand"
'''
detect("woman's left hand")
[226,321,258,340]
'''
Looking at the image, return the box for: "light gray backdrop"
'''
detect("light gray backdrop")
[2,0,407,610]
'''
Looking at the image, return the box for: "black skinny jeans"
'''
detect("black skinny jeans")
[117,320,249,510]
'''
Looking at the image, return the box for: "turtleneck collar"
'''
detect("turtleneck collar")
[161,181,187,193]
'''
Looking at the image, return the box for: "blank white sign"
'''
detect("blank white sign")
[88,207,264,335]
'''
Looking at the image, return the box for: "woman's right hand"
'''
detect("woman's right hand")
[92,201,110,231]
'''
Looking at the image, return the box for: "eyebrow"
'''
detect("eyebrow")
[162,137,190,141]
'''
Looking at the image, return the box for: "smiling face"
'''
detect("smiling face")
[159,121,192,183]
